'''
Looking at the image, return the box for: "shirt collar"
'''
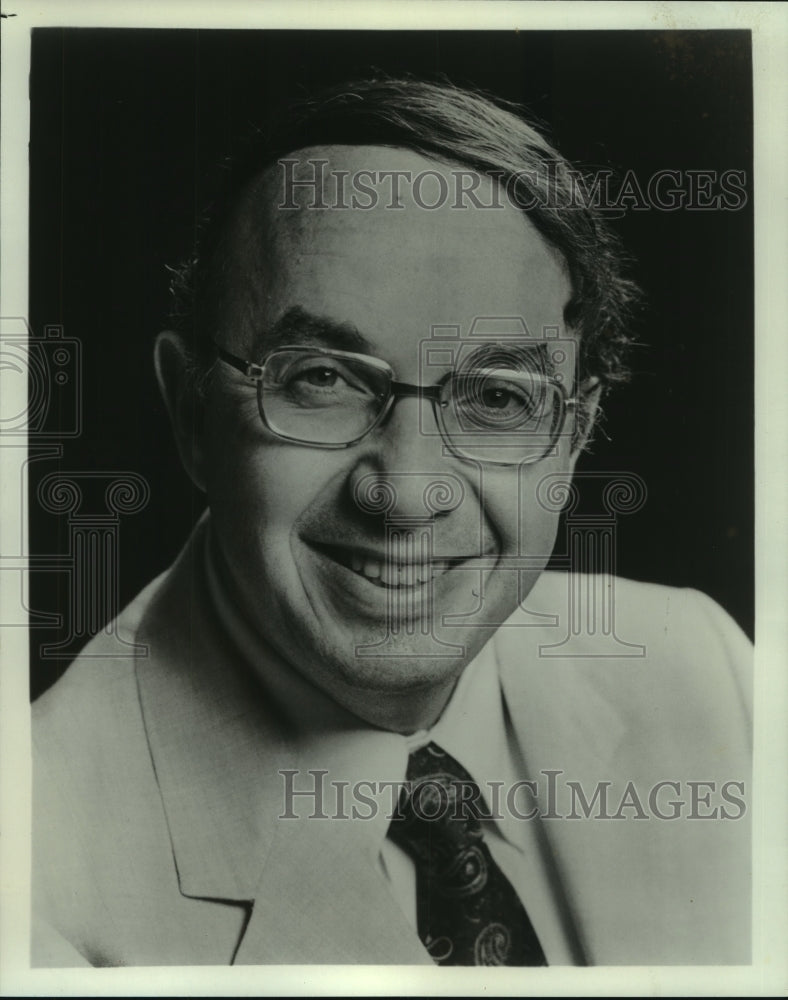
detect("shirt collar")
[411,639,527,849]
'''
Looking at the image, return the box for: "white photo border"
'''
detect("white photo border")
[1,1,786,996]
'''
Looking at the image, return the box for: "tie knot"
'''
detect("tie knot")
[406,741,472,784]
[389,742,491,871]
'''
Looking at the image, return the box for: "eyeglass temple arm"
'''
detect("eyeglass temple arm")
[215,346,264,379]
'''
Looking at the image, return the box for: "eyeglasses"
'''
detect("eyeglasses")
[215,344,576,467]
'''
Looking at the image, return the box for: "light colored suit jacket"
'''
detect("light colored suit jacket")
[32,524,752,967]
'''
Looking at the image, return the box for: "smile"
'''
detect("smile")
[307,541,478,590]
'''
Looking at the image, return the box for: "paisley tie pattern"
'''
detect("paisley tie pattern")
[388,741,547,967]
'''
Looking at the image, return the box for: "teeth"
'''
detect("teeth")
[380,562,398,587]
[363,559,381,579]
[349,555,453,587]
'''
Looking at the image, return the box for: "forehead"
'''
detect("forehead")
[223,145,573,362]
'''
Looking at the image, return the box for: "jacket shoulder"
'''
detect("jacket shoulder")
[31,575,176,967]
[530,572,751,666]
[500,571,752,728]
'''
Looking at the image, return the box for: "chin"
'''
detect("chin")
[314,626,494,693]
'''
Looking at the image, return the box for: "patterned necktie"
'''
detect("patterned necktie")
[388,741,547,967]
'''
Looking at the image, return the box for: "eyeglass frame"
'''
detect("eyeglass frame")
[214,342,578,467]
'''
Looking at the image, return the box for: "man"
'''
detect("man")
[32,78,751,967]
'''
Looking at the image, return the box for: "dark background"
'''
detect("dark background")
[28,29,753,699]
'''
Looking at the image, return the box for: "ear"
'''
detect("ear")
[154,331,208,492]
[569,377,603,467]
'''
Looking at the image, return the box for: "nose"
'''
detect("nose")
[348,396,465,520]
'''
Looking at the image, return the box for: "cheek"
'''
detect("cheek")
[520,504,562,562]
[488,493,561,562]
[203,417,338,562]
[484,455,571,560]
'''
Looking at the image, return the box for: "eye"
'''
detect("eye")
[461,374,536,414]
[449,369,550,432]
[282,358,371,396]
[292,365,343,388]
[479,384,527,411]
[265,353,385,413]
[279,361,360,405]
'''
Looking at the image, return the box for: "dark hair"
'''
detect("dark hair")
[168,76,641,437]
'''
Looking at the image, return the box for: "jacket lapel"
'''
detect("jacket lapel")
[235,817,430,965]
[495,589,627,965]
[135,525,286,904]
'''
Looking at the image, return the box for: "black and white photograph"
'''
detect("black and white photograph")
[1,1,786,995]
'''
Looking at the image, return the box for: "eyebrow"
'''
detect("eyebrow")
[252,306,372,356]
[249,306,558,377]
[459,340,557,377]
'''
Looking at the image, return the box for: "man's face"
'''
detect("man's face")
[195,146,583,730]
